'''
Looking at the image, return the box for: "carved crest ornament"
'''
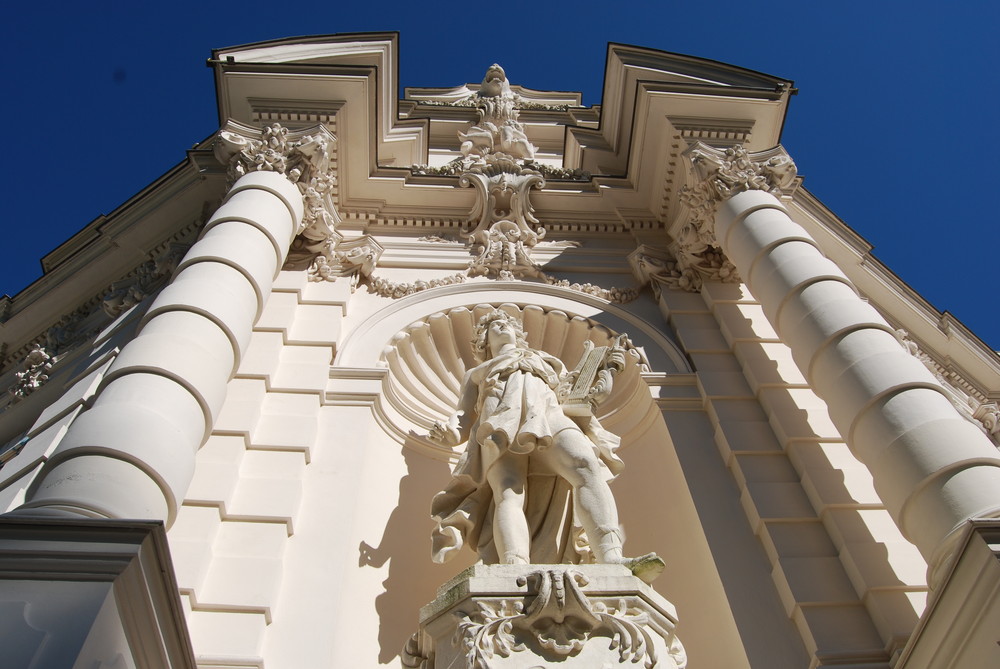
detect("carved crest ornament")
[369,64,634,302]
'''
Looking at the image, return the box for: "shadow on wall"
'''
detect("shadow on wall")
[357,442,475,664]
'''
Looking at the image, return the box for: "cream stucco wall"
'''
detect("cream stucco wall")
[158,266,930,668]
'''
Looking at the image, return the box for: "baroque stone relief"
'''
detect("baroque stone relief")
[410,64,589,182]
[403,564,687,669]
[1,215,203,380]
[667,143,798,292]
[374,67,632,302]
[214,121,382,287]
[5,346,54,404]
[102,242,188,318]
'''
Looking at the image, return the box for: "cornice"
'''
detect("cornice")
[1,152,223,371]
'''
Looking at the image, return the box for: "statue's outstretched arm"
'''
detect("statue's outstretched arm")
[429,369,478,447]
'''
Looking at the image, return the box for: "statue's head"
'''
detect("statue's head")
[472,309,527,359]
[479,64,511,98]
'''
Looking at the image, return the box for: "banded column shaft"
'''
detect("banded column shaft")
[714,186,1000,581]
[16,171,302,525]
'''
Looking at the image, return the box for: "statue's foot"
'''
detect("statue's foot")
[611,553,665,584]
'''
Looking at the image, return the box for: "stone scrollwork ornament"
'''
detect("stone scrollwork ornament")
[6,346,54,403]
[452,66,547,280]
[375,66,633,301]
[408,564,687,669]
[670,143,798,292]
[452,568,684,668]
[214,121,383,285]
[461,160,546,280]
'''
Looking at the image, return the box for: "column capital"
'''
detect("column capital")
[666,143,797,292]
[214,121,340,242]
[214,121,383,284]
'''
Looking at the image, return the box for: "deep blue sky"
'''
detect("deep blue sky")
[4,1,997,349]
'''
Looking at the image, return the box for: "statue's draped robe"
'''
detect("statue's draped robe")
[431,347,624,564]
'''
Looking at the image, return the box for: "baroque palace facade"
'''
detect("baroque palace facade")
[0,33,998,669]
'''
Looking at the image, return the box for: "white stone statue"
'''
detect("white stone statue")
[429,309,663,582]
[458,64,536,161]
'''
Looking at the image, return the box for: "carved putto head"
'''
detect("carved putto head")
[472,309,528,359]
[479,64,511,98]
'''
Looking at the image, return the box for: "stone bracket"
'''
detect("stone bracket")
[406,563,686,668]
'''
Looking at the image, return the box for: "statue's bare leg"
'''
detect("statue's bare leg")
[544,428,664,583]
[486,452,530,564]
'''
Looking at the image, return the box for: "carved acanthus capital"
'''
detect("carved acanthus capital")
[973,402,1000,438]
[216,121,385,285]
[214,121,341,243]
[685,143,797,205]
[667,143,797,292]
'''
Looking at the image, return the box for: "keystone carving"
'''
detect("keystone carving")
[670,143,797,292]
[461,159,546,280]
[214,121,382,285]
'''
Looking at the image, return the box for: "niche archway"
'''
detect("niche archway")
[333,283,691,455]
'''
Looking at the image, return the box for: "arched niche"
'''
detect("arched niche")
[333,283,759,666]
[333,283,691,455]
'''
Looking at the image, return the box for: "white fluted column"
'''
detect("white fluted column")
[689,146,1000,582]
[15,170,302,525]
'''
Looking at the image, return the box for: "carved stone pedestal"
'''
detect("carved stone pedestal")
[405,564,686,669]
